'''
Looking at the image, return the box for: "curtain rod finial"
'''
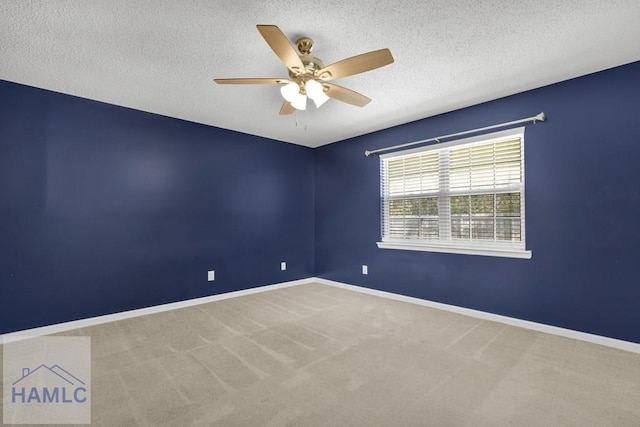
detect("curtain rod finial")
[365,150,371,156]
[535,112,545,122]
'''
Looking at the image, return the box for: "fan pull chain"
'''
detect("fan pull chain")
[294,110,307,131]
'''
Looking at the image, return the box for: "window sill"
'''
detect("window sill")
[376,241,532,259]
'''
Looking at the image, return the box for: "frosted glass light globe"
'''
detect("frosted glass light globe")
[305,80,330,108]
[291,93,307,110]
[280,82,300,102]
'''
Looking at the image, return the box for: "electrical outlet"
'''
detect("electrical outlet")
[207,270,215,282]
[281,262,286,271]
[362,265,368,275]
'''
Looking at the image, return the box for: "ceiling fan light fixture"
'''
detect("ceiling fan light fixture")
[280,81,300,102]
[291,93,307,110]
[305,79,323,99]
[305,79,330,108]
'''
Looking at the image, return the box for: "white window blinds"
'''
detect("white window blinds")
[379,127,530,258]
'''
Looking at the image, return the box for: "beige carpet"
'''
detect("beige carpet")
[2,282,639,426]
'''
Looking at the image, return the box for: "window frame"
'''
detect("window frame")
[377,127,531,259]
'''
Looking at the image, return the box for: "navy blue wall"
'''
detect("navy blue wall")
[0,80,314,334]
[3,61,640,344]
[315,61,640,344]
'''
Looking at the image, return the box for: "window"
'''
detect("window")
[378,127,531,258]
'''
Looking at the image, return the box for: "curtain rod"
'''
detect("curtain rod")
[364,112,546,157]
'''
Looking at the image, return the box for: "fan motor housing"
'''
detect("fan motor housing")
[302,55,324,72]
[288,55,324,79]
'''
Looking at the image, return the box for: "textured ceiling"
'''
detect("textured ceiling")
[2,1,640,148]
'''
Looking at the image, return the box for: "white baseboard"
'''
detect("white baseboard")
[0,277,314,344]
[314,278,640,354]
[3,276,639,354]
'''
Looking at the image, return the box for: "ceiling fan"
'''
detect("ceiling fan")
[214,25,394,115]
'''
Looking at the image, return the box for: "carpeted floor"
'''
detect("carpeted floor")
[2,282,640,426]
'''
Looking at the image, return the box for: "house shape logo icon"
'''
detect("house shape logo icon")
[11,364,88,404]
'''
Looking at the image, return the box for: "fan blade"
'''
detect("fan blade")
[214,78,287,85]
[317,48,394,81]
[323,83,371,107]
[279,101,295,115]
[256,25,305,75]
